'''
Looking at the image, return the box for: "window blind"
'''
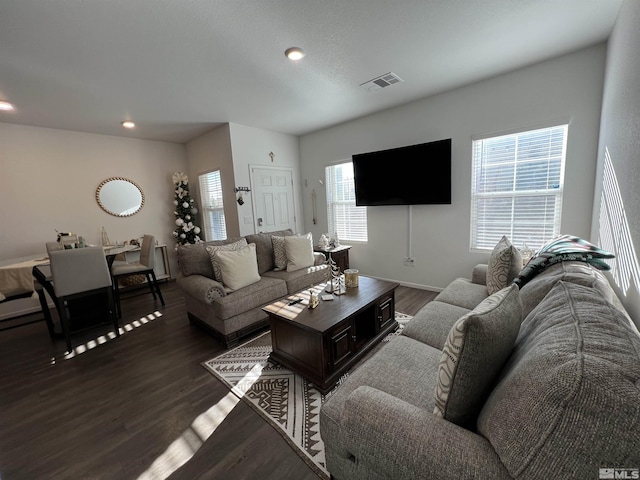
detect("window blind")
[325,162,367,242]
[470,124,568,251]
[198,170,227,241]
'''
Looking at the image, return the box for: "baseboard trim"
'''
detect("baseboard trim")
[0,297,54,321]
[364,275,443,293]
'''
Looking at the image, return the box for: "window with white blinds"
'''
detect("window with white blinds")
[198,170,227,241]
[470,124,568,251]
[325,162,367,242]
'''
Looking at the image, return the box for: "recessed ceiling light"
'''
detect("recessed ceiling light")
[121,121,135,129]
[0,101,15,111]
[285,47,305,61]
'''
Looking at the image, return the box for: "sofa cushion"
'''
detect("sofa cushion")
[177,238,242,278]
[402,301,471,350]
[434,278,489,310]
[487,236,522,295]
[245,229,294,275]
[215,243,261,292]
[212,276,287,321]
[205,238,249,282]
[285,233,315,272]
[321,335,442,454]
[263,263,329,294]
[477,281,640,479]
[433,284,522,427]
[519,260,615,318]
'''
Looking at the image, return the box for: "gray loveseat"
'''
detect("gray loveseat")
[176,229,329,347]
[320,259,640,479]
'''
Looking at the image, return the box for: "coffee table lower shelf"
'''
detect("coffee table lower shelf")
[263,276,399,394]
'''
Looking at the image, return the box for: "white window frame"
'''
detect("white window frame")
[198,170,227,241]
[470,124,568,252]
[325,161,367,242]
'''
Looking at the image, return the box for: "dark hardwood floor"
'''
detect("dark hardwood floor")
[0,281,436,480]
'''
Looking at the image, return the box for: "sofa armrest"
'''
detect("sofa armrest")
[313,251,327,266]
[342,386,510,480]
[472,264,488,285]
[176,274,226,303]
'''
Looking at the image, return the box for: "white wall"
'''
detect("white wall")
[185,123,303,239]
[185,124,240,238]
[300,44,606,290]
[228,123,302,237]
[0,123,187,274]
[591,0,640,328]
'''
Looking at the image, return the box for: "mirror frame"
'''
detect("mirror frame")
[96,177,145,217]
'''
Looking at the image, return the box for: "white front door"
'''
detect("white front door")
[250,166,296,233]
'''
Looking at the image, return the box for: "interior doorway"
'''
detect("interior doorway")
[250,166,296,233]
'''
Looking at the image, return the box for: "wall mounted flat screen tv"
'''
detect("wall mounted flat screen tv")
[352,138,452,206]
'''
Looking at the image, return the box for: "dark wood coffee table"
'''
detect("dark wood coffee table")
[263,276,399,394]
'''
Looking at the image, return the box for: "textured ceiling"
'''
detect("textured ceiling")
[0,0,623,143]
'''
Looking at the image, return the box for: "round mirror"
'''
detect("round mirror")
[96,177,145,217]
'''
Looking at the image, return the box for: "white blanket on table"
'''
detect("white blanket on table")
[0,258,49,301]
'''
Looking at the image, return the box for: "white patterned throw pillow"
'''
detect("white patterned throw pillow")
[487,235,523,295]
[433,284,522,427]
[205,238,248,282]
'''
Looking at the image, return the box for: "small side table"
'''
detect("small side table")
[314,245,351,273]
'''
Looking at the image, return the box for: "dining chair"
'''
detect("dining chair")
[49,246,120,352]
[111,234,165,318]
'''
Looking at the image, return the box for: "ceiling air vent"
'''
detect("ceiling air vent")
[360,72,404,92]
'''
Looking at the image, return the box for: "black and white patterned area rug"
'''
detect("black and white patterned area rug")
[202,312,413,479]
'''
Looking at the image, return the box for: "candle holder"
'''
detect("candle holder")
[344,269,359,288]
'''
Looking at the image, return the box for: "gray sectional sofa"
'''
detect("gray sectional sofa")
[176,229,329,347]
[320,258,640,479]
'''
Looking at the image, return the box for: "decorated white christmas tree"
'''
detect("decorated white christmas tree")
[172,172,202,247]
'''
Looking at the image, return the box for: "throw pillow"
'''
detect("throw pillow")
[205,238,248,282]
[272,236,288,271]
[285,233,314,272]
[214,243,261,291]
[487,235,523,295]
[177,243,214,279]
[245,229,294,275]
[433,283,522,427]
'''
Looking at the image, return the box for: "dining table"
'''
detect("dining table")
[101,244,139,268]
[0,255,51,332]
[0,245,139,338]
[0,255,50,302]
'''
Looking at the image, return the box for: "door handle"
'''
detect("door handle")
[257,217,263,226]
